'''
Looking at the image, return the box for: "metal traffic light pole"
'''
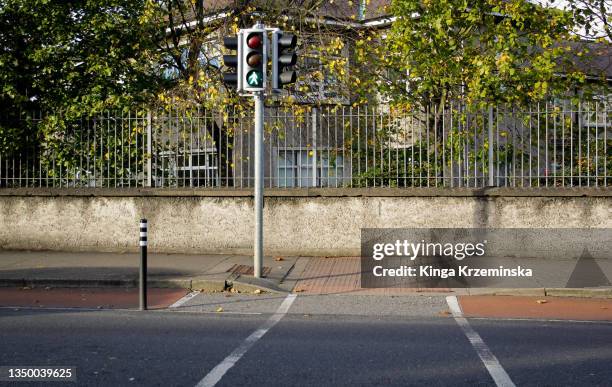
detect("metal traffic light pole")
[253,88,264,278]
[251,22,265,279]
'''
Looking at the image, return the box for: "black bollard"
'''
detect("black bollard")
[139,219,148,311]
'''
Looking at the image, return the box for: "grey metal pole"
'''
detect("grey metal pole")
[488,106,495,187]
[139,219,148,310]
[146,111,153,187]
[254,91,264,278]
[312,108,317,187]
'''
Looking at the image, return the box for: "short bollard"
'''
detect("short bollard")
[139,219,148,311]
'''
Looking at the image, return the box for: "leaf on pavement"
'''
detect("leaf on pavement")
[536,299,548,304]
[216,307,224,313]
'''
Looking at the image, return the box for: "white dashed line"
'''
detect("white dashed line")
[446,296,516,387]
[168,291,200,308]
[195,293,298,387]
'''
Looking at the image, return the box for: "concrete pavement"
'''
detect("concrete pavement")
[1,251,611,298]
[0,251,297,293]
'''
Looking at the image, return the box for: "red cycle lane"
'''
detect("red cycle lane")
[459,295,612,321]
[0,287,189,310]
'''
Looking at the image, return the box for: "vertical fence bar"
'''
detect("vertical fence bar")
[145,110,153,187]
[488,106,494,187]
[585,99,593,187]
[581,99,584,186]
[604,99,608,186]
[449,103,454,188]
[311,107,317,187]
[442,104,448,187]
[561,101,566,187]
[528,105,533,187]
[495,105,505,186]
[594,101,598,187]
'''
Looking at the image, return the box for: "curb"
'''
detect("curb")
[227,275,288,294]
[463,287,612,299]
[545,288,612,298]
[1,279,610,298]
[0,276,288,294]
[0,278,191,289]
[465,288,546,297]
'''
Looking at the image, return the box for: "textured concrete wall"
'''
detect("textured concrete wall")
[0,189,610,256]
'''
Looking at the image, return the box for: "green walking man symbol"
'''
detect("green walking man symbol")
[247,70,262,87]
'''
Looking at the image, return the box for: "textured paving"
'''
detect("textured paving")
[292,256,451,294]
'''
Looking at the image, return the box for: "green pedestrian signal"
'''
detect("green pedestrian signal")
[247,70,263,87]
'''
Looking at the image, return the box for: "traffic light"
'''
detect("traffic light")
[222,35,240,90]
[241,28,266,92]
[272,31,297,90]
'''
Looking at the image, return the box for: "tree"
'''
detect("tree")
[562,0,612,41]
[383,0,587,106]
[0,0,163,155]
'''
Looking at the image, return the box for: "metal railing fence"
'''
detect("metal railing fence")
[0,99,610,189]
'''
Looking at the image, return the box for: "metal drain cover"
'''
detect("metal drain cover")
[226,264,271,277]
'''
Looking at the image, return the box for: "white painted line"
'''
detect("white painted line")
[195,294,297,387]
[193,311,264,316]
[446,296,516,387]
[168,291,199,308]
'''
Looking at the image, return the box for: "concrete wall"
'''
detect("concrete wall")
[0,188,610,256]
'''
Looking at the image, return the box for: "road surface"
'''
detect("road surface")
[1,291,611,386]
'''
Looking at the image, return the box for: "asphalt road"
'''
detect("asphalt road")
[1,294,611,386]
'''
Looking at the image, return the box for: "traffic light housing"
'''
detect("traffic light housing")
[272,31,297,90]
[222,36,240,89]
[241,28,267,92]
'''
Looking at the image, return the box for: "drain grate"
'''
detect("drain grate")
[226,264,271,277]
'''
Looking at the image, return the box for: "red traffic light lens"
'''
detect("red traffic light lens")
[247,33,262,49]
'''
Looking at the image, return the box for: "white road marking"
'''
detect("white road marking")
[173,310,264,315]
[195,293,297,387]
[168,291,200,308]
[446,296,516,387]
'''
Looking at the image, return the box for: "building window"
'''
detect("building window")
[277,149,344,187]
[155,148,219,187]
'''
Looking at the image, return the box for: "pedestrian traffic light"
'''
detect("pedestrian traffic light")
[242,28,266,92]
[272,31,297,90]
[222,35,240,90]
